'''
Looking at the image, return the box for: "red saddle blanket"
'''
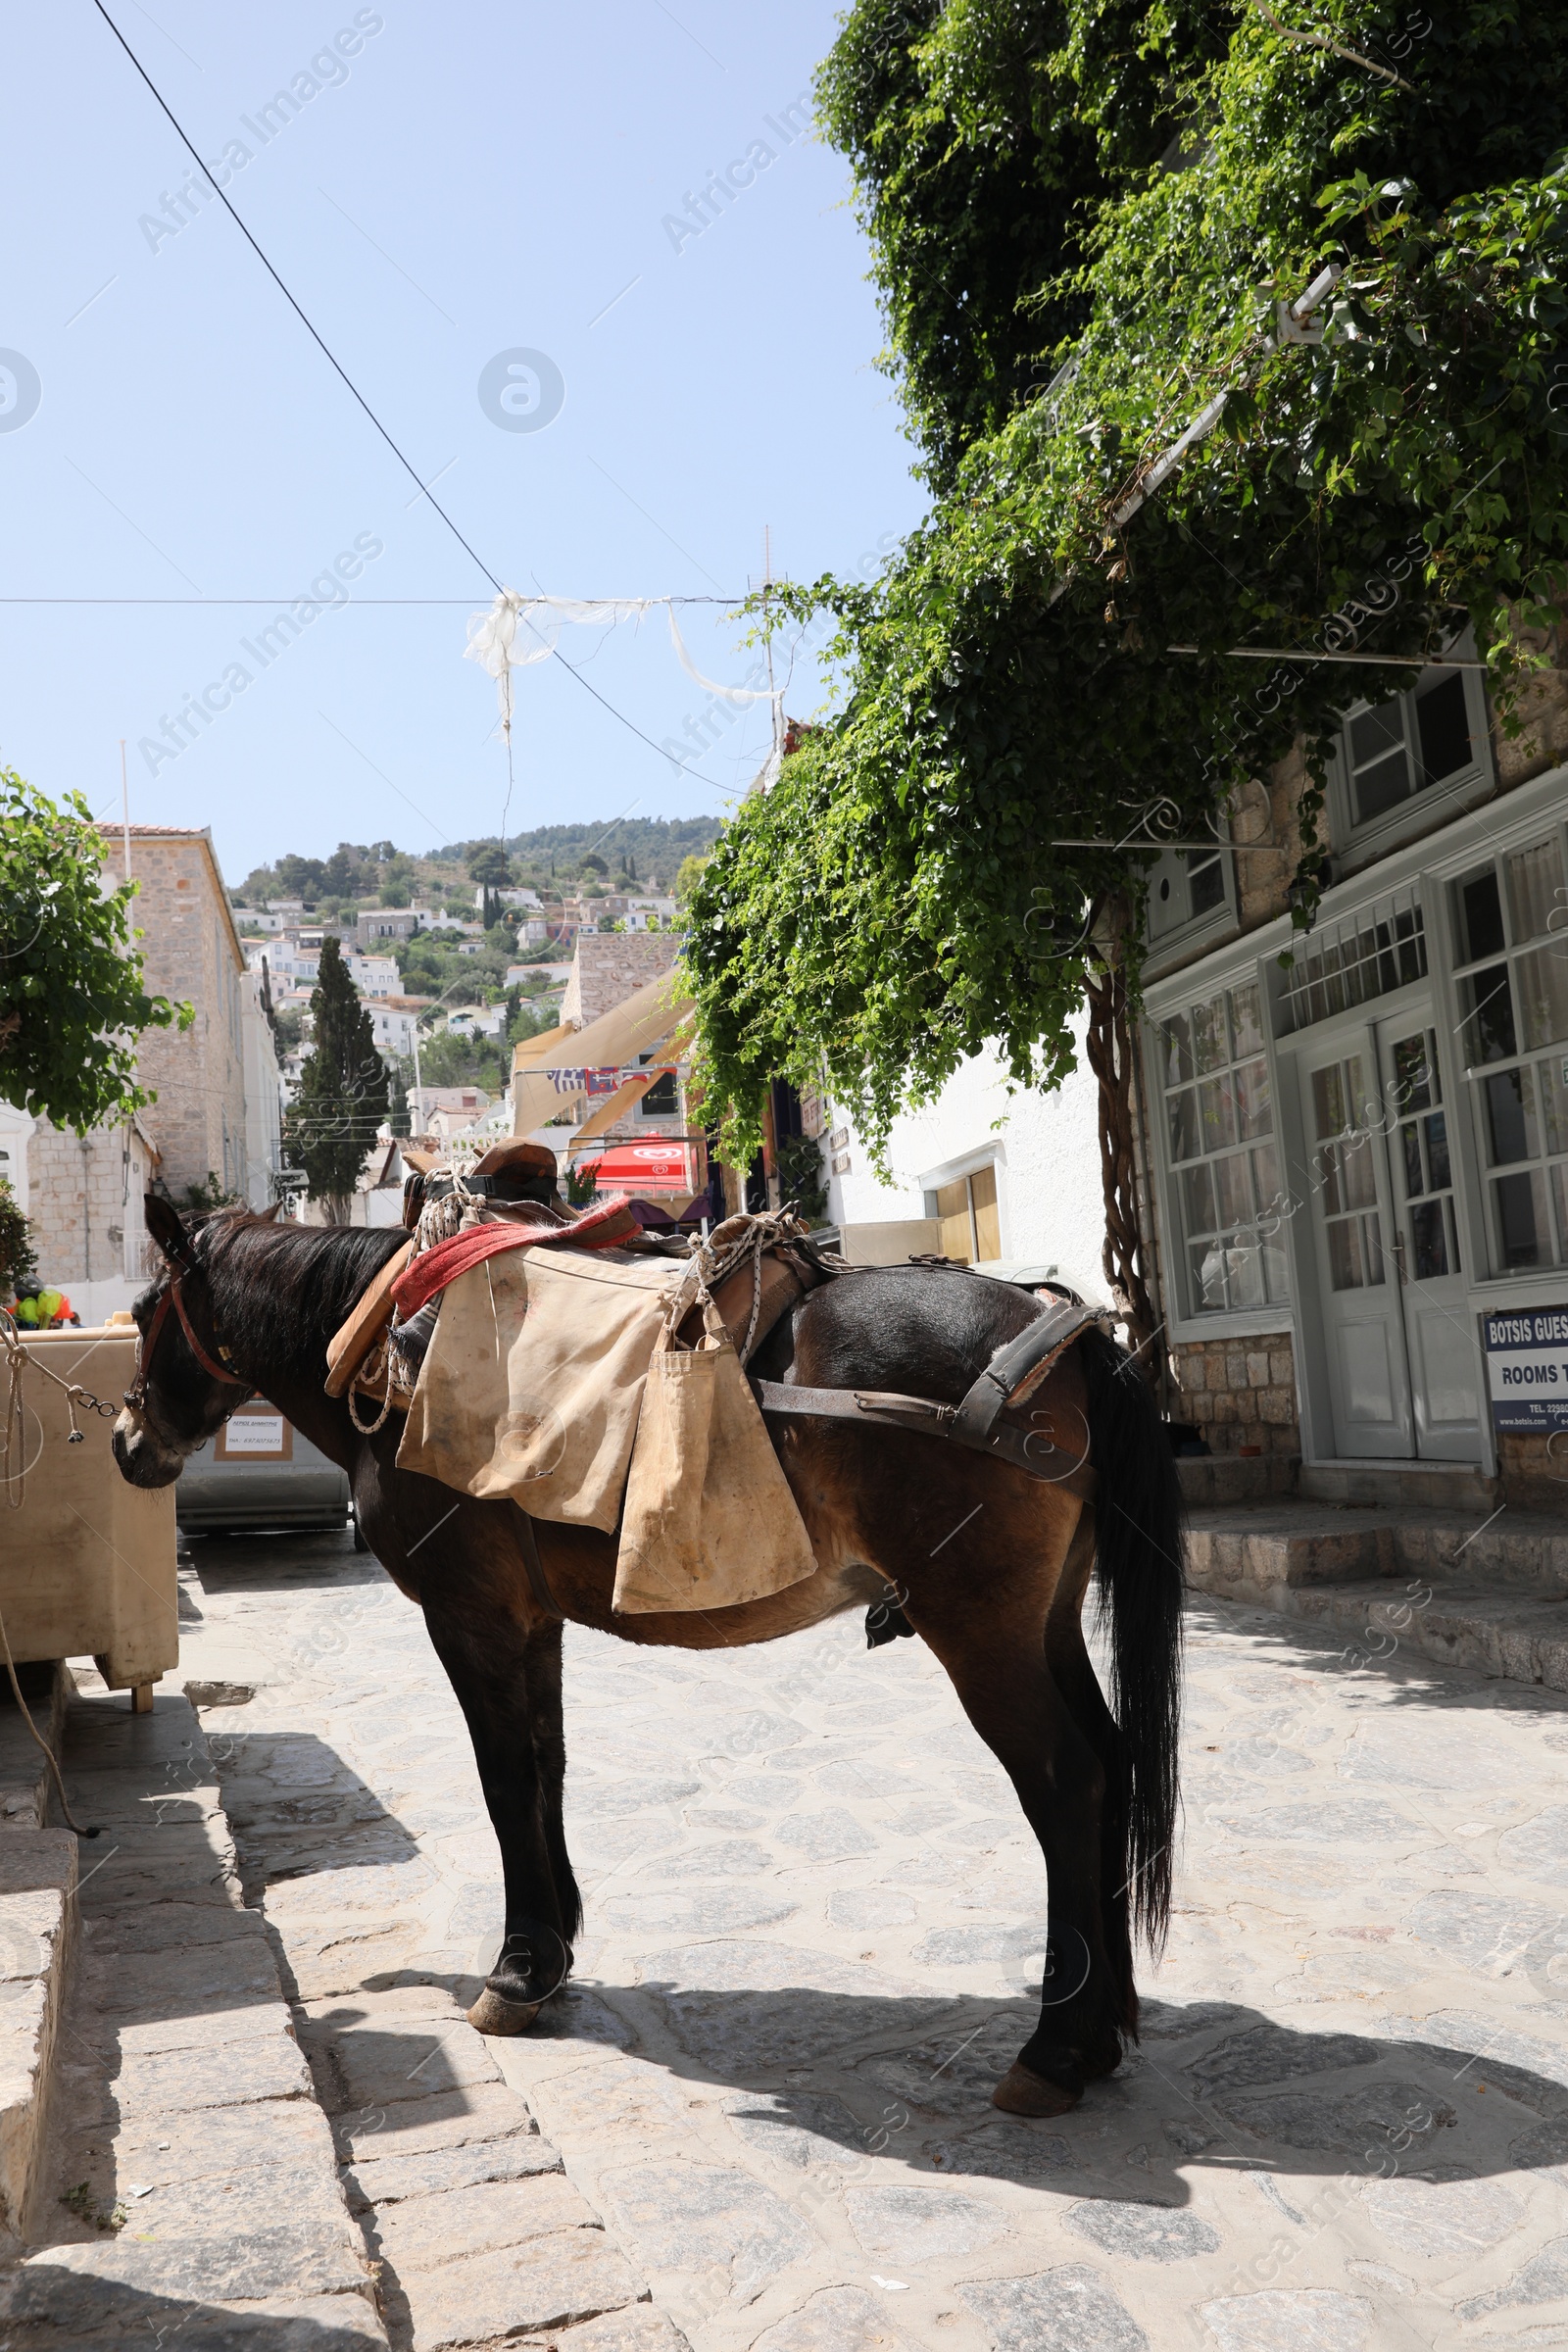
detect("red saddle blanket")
[390,1194,639,1320]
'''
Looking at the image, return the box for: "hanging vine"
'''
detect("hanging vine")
[682,2,1568,1178]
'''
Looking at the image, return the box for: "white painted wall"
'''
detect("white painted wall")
[822,1018,1109,1304]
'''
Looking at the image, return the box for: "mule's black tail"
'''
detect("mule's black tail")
[1079,1326,1184,1952]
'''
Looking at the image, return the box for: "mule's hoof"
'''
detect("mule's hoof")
[466,1987,541,2036]
[992,2059,1082,2117]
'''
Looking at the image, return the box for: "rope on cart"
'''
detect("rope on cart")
[0,1311,111,1836]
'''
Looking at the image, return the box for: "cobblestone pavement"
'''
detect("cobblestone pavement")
[178,1528,1568,2352]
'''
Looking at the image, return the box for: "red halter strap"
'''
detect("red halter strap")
[124,1268,253,1412]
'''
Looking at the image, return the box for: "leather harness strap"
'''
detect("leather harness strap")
[751,1299,1107,1485]
[125,1269,253,1413]
[511,1503,563,1621]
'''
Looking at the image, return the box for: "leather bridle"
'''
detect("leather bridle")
[123,1261,253,1425]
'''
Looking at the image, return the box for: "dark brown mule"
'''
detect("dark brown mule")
[113,1198,1184,2115]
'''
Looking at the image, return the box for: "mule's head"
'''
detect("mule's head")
[113,1195,246,1488]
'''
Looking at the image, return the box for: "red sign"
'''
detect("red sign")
[578,1141,696,1195]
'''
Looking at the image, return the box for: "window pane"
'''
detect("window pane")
[1236,1056,1273,1140]
[1328,1219,1364,1290]
[1160,1014,1194,1088]
[1168,1089,1199,1160]
[1544,1056,1568,1156]
[1187,851,1226,915]
[1181,1162,1216,1235]
[1401,1123,1423,1198]
[1365,1212,1387,1285]
[1457,869,1506,964]
[1409,1199,1449,1280]
[1505,835,1565,947]
[1484,1066,1540,1164]
[1391,1032,1434,1114]
[1350,700,1405,769]
[1199,1076,1238,1152]
[1466,964,1518,1063]
[1414,672,1471,786]
[1517,947,1568,1051]
[1229,981,1264,1057]
[1426,1109,1451,1192]
[1221,1236,1265,1308]
[1251,1142,1282,1222]
[1312,1064,1347,1141]
[1355,748,1415,823]
[1318,1142,1345,1217]
[1553,1161,1568,1258]
[1342,1133,1379,1211]
[1191,1239,1228,1311]
[1345,1054,1369,1127]
[1263,1233,1292,1303]
[1214,1152,1253,1228]
[1192,996,1228,1075]
[1494,1168,1549,1269]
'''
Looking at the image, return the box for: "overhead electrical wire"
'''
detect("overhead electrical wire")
[87,1,755,788]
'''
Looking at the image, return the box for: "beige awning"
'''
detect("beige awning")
[512,970,692,1139]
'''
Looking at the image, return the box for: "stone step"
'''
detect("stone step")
[5,1688,390,2346]
[1176,1454,1299,1505]
[1186,1501,1568,1599]
[0,1665,72,1834]
[1297,1457,1499,1510]
[1199,1570,1568,1693]
[0,1831,76,2249]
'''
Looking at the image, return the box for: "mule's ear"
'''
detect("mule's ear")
[144,1193,193,1266]
[258,1200,282,1222]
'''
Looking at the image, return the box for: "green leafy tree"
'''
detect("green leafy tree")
[0,1178,38,1299]
[281,937,388,1219]
[686,1,1568,1187]
[0,769,189,1132]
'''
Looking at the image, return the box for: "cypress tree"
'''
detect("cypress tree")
[282,936,388,1220]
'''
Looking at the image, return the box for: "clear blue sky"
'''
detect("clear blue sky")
[1,2,925,885]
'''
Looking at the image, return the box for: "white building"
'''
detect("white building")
[368,997,430,1059]
[518,918,551,948]
[816,1022,1109,1300]
[474,885,542,911]
[446,1004,507,1039]
[347,953,400,998]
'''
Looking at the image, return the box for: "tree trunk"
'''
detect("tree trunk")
[1083,948,1161,1388]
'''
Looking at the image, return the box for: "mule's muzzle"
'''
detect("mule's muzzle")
[112,1406,185,1489]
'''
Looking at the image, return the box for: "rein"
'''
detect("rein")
[125,1265,254,1419]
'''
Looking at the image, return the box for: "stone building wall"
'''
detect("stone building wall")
[23,1120,158,1317]
[1169,1333,1300,1460]
[560,933,679,1029]
[114,828,249,1200]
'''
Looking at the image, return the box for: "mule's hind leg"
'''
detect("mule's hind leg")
[1045,1508,1136,2057]
[910,1518,1126,2116]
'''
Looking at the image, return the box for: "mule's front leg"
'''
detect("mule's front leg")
[418,1533,574,2034]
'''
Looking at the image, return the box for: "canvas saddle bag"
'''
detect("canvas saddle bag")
[395,1245,682,1530]
[612,1290,817,1614]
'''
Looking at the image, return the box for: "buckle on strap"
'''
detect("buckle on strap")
[950,1299,1102,1450]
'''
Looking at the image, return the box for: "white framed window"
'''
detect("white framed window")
[1147,843,1234,949]
[1325,652,1492,861]
[1155,976,1291,1314]
[1450,819,1568,1274]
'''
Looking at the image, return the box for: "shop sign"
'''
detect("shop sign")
[1483,1306,1568,1433]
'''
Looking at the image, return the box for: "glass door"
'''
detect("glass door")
[1377,1018,1483,1459]
[1300,1041,1415,1456]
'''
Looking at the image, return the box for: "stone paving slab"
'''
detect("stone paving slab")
[9,1690,386,2346]
[173,1526,1568,2351]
